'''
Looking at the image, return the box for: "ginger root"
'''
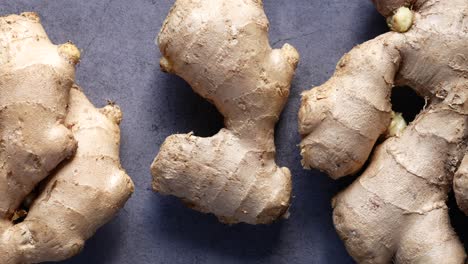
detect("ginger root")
[0,13,134,263]
[0,12,78,223]
[0,86,134,263]
[299,0,467,263]
[151,0,299,224]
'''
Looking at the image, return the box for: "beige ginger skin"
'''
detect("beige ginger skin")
[298,0,467,263]
[0,12,78,224]
[152,0,299,224]
[0,13,134,263]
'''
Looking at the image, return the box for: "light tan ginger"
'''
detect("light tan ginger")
[0,12,78,230]
[0,86,134,263]
[0,13,134,263]
[151,0,299,224]
[298,0,467,263]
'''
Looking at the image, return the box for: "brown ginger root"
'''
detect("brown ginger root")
[298,0,467,263]
[0,86,134,263]
[151,0,299,224]
[0,13,134,263]
[0,12,78,227]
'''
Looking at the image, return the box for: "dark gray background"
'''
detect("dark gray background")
[1,1,466,263]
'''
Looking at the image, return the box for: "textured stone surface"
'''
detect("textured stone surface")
[2,1,464,263]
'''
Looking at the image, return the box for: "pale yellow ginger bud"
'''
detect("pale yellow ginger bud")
[387,111,407,137]
[387,7,414,33]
